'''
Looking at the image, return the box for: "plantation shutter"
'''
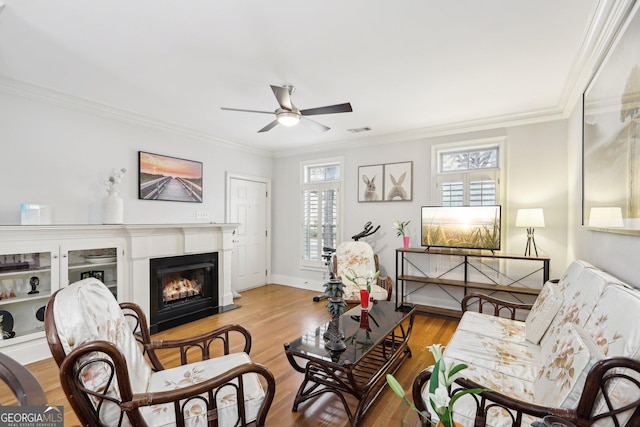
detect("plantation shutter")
[303,187,338,262]
[301,159,342,269]
[436,170,499,206]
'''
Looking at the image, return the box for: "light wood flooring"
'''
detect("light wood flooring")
[13,284,458,426]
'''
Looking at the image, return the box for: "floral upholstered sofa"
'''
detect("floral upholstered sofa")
[412,260,640,426]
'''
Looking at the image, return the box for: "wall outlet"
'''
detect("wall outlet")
[196,211,210,220]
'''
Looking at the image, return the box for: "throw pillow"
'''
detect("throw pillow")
[525,281,563,344]
[534,322,605,408]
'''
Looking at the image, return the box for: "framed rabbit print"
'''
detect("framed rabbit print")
[358,164,384,202]
[384,161,412,201]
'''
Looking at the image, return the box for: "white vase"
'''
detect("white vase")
[102,190,124,224]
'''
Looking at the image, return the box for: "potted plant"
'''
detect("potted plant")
[386,344,484,427]
[393,220,411,248]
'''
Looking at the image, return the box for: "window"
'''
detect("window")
[432,139,504,206]
[301,158,342,269]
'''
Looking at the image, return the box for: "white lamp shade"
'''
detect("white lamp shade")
[515,208,545,228]
[588,207,624,227]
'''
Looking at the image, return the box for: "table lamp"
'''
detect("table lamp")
[516,208,545,257]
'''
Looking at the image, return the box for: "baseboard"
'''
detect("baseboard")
[269,274,326,293]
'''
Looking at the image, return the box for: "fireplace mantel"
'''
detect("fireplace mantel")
[122,223,238,317]
[0,223,238,363]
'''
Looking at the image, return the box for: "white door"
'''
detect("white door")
[228,176,268,292]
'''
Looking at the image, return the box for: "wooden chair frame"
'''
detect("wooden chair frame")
[0,352,47,406]
[45,289,276,427]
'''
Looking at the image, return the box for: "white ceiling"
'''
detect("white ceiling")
[0,0,617,154]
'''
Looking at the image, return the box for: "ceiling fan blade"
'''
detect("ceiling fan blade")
[271,85,293,111]
[258,120,279,133]
[300,102,352,116]
[221,107,273,114]
[301,116,330,132]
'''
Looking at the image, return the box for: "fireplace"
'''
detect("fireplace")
[149,252,219,333]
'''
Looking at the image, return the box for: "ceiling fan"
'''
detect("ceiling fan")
[221,85,353,133]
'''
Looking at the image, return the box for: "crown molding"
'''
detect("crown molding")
[0,75,272,158]
[2,0,636,160]
[276,1,639,159]
[273,105,565,158]
[558,0,638,115]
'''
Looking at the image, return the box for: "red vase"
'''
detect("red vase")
[359,310,370,329]
[403,236,410,249]
[360,289,369,309]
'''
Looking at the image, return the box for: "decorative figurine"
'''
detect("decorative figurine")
[322,248,347,352]
[28,276,40,294]
[0,312,16,339]
[9,289,15,298]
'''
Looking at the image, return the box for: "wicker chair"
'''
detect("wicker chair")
[45,278,275,427]
[333,240,392,303]
[0,352,47,406]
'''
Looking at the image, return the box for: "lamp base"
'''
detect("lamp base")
[523,227,539,257]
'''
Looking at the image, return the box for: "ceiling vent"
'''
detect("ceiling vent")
[347,127,372,133]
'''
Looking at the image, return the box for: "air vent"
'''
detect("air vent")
[347,127,372,133]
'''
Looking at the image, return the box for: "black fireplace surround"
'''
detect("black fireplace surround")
[149,252,219,333]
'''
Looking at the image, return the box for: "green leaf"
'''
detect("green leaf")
[439,409,453,426]
[448,363,468,379]
[449,388,486,410]
[428,360,441,395]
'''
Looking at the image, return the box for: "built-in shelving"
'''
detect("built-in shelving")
[0,246,120,356]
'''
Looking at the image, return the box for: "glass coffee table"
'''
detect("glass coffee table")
[284,301,415,426]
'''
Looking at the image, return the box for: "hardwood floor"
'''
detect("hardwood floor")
[18,284,458,426]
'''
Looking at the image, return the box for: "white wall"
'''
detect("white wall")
[567,97,640,287]
[271,120,569,292]
[0,92,272,224]
[7,86,613,295]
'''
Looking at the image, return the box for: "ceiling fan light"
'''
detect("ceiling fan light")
[276,111,301,127]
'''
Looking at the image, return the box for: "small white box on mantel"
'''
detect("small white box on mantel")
[20,204,53,225]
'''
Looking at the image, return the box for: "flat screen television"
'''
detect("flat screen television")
[421,205,501,251]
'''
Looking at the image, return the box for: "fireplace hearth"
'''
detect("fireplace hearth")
[150,252,219,333]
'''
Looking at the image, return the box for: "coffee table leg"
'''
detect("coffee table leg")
[291,361,357,422]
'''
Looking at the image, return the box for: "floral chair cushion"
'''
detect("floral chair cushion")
[525,281,563,344]
[342,282,388,302]
[457,312,526,343]
[421,358,541,427]
[145,352,266,427]
[555,259,594,290]
[540,267,609,349]
[534,322,604,408]
[52,278,152,426]
[444,328,542,382]
[335,241,388,301]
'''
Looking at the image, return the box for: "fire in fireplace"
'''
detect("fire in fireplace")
[163,275,202,304]
[149,252,218,333]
